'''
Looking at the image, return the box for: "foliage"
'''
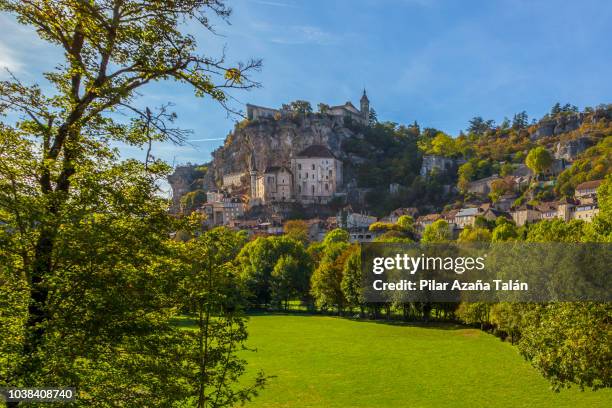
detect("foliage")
[518,303,611,391]
[421,219,453,243]
[181,189,207,213]
[237,236,312,305]
[271,255,308,308]
[310,233,351,311]
[457,227,491,242]
[340,247,363,311]
[525,147,553,176]
[176,227,267,406]
[283,219,310,244]
[555,137,612,197]
[0,1,263,404]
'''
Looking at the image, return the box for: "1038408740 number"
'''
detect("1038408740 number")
[1,387,76,402]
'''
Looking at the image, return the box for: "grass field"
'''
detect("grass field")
[235,313,612,408]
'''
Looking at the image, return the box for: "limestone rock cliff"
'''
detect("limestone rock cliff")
[205,115,362,188]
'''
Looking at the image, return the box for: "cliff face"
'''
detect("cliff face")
[167,164,209,212]
[205,115,361,188]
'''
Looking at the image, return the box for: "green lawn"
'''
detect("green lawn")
[237,313,611,408]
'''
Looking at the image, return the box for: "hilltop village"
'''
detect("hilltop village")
[168,93,611,242]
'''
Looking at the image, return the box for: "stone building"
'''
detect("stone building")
[201,193,247,227]
[222,172,247,190]
[246,90,370,125]
[575,179,603,204]
[291,145,343,204]
[420,155,463,177]
[249,166,293,205]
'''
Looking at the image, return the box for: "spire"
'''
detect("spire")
[360,88,368,102]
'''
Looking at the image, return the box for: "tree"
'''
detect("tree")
[457,161,476,192]
[340,247,364,315]
[238,236,311,305]
[430,132,457,157]
[369,108,378,125]
[492,222,518,242]
[177,227,267,406]
[0,0,262,404]
[457,227,491,243]
[323,228,350,245]
[525,147,553,178]
[310,232,350,312]
[284,100,312,115]
[271,255,305,309]
[512,111,529,129]
[518,303,611,390]
[181,189,207,213]
[283,219,309,244]
[421,219,452,243]
[468,116,495,135]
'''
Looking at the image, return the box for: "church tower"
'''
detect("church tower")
[248,152,258,199]
[360,89,370,124]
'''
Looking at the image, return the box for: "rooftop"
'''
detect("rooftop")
[296,144,336,158]
[575,179,603,191]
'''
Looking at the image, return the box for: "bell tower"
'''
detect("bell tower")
[360,89,370,124]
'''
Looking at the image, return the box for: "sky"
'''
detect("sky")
[1,0,611,169]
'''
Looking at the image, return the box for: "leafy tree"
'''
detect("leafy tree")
[467,116,495,135]
[490,303,525,345]
[512,111,529,129]
[340,246,365,314]
[457,161,476,192]
[429,132,457,157]
[525,147,553,178]
[283,219,309,244]
[492,222,518,242]
[310,233,351,312]
[369,108,378,125]
[177,227,267,406]
[456,302,491,329]
[237,236,311,305]
[421,219,453,243]
[0,1,262,403]
[489,178,514,202]
[271,255,307,309]
[519,303,611,390]
[555,137,611,197]
[323,228,350,245]
[181,189,207,213]
[499,162,515,177]
[283,100,312,115]
[457,227,491,242]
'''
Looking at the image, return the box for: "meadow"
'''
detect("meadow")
[235,313,611,408]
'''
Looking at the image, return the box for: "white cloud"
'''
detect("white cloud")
[0,41,23,74]
[270,25,336,45]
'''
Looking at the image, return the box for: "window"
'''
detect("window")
[325,183,329,191]
[298,163,302,170]
[329,169,333,176]
[311,185,315,195]
[298,185,301,193]
[305,172,308,178]
[311,164,315,170]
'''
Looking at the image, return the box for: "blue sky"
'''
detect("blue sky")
[1,0,611,168]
